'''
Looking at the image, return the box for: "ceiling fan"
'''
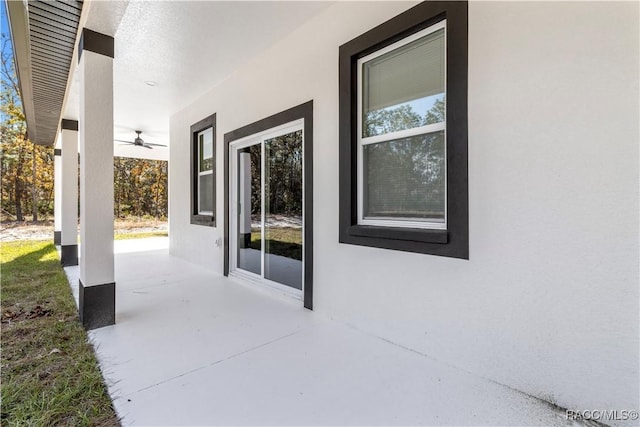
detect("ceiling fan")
[116,130,167,149]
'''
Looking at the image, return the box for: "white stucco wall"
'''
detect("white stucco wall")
[169,1,639,417]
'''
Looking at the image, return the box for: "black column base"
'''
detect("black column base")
[79,280,115,330]
[60,244,78,266]
[54,231,61,245]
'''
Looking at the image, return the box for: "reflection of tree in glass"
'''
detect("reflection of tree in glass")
[364,105,422,137]
[266,130,303,216]
[364,97,445,137]
[364,99,446,219]
[248,144,261,216]
[201,157,213,171]
[424,98,444,125]
[248,130,303,216]
[244,131,303,261]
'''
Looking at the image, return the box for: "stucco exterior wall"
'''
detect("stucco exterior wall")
[169,1,639,417]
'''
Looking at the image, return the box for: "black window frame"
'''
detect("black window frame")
[190,113,216,227]
[338,1,468,259]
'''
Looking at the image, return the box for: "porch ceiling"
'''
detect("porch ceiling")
[8,1,332,156]
[64,0,333,155]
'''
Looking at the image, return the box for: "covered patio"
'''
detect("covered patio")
[62,238,571,426]
[7,0,638,424]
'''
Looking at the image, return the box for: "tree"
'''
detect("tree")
[113,157,168,219]
[1,31,166,222]
[1,33,54,221]
[1,33,28,221]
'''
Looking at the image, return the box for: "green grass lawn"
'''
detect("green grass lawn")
[114,230,168,240]
[0,240,119,426]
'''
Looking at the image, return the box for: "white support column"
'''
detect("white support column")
[78,28,115,330]
[60,120,78,266]
[53,136,62,245]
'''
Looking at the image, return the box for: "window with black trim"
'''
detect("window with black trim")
[190,113,216,226]
[339,1,468,259]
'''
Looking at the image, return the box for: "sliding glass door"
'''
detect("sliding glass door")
[230,121,304,296]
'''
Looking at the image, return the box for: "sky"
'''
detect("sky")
[1,0,10,41]
[1,0,14,79]
[1,0,22,123]
[1,0,10,121]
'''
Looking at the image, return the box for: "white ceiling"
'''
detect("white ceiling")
[63,1,332,160]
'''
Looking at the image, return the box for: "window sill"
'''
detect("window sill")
[347,225,447,244]
[191,214,215,227]
[340,224,468,259]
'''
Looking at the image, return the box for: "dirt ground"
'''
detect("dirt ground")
[0,219,168,242]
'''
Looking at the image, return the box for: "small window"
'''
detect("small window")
[339,1,468,258]
[198,128,214,214]
[191,114,216,226]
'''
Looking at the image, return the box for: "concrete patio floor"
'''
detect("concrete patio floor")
[63,238,581,426]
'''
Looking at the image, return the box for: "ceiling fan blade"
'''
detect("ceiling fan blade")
[143,144,153,149]
[115,139,134,144]
[144,142,167,147]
